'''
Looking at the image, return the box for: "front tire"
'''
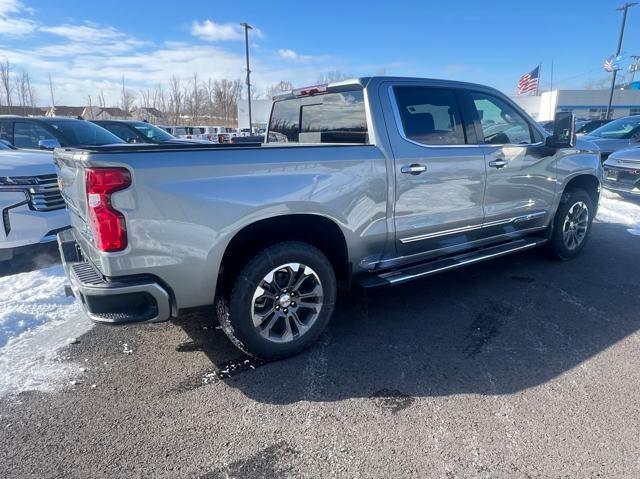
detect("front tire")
[218,241,337,360]
[548,188,594,260]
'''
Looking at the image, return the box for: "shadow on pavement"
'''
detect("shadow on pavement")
[177,221,640,405]
[0,242,61,278]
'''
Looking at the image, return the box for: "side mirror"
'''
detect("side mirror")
[38,139,61,150]
[545,112,576,149]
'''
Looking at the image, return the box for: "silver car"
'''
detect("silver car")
[603,146,640,196]
[583,115,640,159]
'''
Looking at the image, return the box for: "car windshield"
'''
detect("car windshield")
[46,120,124,146]
[131,122,175,141]
[589,116,640,139]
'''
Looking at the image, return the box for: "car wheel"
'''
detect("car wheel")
[548,188,594,260]
[218,241,337,360]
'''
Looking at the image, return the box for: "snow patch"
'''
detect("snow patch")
[0,266,93,397]
[596,190,640,234]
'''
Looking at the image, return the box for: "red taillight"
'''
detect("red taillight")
[85,168,131,252]
[293,84,328,97]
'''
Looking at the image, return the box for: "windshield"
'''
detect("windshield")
[132,122,175,141]
[589,116,640,139]
[46,120,124,146]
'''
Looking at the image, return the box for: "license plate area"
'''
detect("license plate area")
[606,169,619,181]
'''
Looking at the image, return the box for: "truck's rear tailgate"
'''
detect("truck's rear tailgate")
[55,149,90,233]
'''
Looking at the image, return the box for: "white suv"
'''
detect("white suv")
[0,144,69,261]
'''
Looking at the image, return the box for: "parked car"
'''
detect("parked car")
[602,146,640,197]
[576,119,610,136]
[55,76,601,360]
[230,135,264,144]
[92,120,205,145]
[0,148,69,262]
[0,116,124,150]
[583,115,640,160]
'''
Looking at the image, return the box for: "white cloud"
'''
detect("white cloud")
[278,49,298,59]
[0,0,36,35]
[191,20,243,41]
[191,19,263,42]
[41,23,127,43]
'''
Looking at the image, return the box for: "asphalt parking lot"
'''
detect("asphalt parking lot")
[2,214,640,478]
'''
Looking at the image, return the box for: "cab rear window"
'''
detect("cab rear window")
[268,90,368,144]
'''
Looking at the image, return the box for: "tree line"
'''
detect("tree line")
[0,60,37,113]
[0,60,355,126]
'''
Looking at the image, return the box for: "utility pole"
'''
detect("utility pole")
[240,22,253,131]
[606,2,637,119]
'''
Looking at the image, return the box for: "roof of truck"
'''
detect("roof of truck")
[272,76,505,101]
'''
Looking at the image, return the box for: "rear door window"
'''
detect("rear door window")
[393,87,466,146]
[268,89,368,144]
[13,122,56,149]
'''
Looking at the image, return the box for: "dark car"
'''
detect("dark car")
[576,119,611,135]
[92,120,198,144]
[0,116,124,150]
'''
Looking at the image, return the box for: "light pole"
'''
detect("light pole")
[240,22,253,131]
[606,2,637,119]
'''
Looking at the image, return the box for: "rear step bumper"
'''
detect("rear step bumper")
[57,229,172,324]
[358,237,547,288]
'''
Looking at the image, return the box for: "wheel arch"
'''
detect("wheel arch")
[217,213,351,295]
[561,173,601,209]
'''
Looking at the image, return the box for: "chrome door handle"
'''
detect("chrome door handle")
[489,159,507,169]
[401,164,427,175]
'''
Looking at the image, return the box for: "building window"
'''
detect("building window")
[588,108,609,120]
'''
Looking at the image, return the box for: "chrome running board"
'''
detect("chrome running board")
[357,237,547,288]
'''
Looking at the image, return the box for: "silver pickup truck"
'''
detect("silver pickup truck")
[55,77,602,360]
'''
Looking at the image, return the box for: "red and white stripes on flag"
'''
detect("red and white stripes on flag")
[517,65,540,95]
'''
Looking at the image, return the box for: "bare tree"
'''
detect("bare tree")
[15,69,35,114]
[316,70,351,84]
[139,88,152,110]
[187,72,204,121]
[154,83,167,113]
[168,75,183,124]
[120,75,135,112]
[210,78,242,125]
[0,60,13,107]
[265,80,294,99]
[47,73,55,107]
[98,90,107,109]
[85,95,94,119]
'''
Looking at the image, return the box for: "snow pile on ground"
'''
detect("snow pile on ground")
[596,190,640,235]
[0,266,93,397]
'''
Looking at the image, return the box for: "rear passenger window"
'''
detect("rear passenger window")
[268,90,368,144]
[393,87,466,146]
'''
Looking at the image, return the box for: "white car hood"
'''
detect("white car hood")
[0,150,56,178]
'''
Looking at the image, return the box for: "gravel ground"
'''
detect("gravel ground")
[1,219,640,478]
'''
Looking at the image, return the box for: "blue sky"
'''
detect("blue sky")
[0,0,638,105]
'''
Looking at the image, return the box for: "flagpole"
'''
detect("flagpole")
[536,63,541,96]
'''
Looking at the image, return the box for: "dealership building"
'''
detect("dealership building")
[511,88,640,121]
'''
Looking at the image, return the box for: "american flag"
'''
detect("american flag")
[517,66,540,95]
[604,55,623,72]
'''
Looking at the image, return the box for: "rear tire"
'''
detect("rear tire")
[547,188,594,261]
[218,241,337,360]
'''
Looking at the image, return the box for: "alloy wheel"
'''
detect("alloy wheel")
[251,263,324,343]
